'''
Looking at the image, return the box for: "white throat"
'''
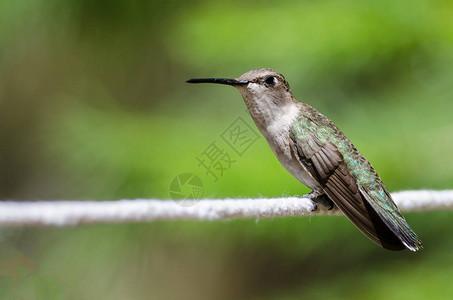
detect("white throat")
[241,83,300,137]
[265,103,300,138]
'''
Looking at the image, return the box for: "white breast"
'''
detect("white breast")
[240,83,321,190]
[266,104,301,139]
[262,102,321,190]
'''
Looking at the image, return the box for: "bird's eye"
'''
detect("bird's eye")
[264,76,276,86]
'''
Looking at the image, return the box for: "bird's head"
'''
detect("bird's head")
[187,68,294,108]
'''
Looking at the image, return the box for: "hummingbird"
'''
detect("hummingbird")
[187,68,422,251]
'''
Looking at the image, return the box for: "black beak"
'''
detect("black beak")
[186,78,249,86]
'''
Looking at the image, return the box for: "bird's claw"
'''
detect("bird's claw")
[327,199,334,210]
[311,200,318,212]
[303,191,334,212]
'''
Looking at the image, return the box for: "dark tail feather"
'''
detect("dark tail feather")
[360,189,423,251]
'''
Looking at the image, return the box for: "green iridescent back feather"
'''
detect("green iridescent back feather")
[290,104,422,251]
[291,105,386,196]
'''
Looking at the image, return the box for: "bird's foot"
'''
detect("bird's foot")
[325,197,335,211]
[310,200,318,212]
[303,191,334,212]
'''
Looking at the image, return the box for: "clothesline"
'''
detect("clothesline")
[0,190,451,227]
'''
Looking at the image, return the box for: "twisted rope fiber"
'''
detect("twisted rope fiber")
[0,190,452,227]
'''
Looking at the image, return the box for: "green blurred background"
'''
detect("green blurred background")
[0,0,452,299]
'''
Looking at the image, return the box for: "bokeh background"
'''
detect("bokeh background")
[1,0,453,299]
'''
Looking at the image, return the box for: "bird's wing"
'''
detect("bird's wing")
[290,120,412,250]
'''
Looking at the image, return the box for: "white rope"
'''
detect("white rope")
[0,190,451,227]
